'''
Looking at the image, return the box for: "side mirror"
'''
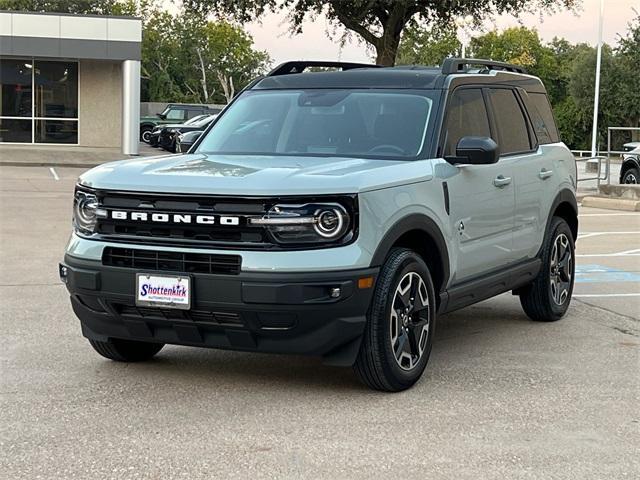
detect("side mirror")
[157,113,166,120]
[447,136,499,165]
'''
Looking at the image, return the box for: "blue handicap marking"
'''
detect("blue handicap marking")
[575,264,640,283]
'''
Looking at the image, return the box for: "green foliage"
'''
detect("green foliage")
[184,0,580,66]
[0,0,121,13]
[396,24,460,66]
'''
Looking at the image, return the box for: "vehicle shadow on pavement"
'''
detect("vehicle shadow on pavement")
[94,294,543,394]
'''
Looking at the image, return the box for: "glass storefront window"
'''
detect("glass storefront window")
[1,59,33,117]
[35,119,78,144]
[34,61,78,118]
[0,58,78,143]
[0,118,32,143]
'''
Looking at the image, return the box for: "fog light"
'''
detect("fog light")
[330,287,341,298]
[59,264,68,283]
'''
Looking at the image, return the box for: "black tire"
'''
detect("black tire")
[519,217,575,322]
[354,248,436,392]
[622,167,639,184]
[88,338,164,362]
[140,126,153,143]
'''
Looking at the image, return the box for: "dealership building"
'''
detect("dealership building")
[0,11,141,154]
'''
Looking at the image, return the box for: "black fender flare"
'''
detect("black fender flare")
[543,188,578,243]
[369,214,450,291]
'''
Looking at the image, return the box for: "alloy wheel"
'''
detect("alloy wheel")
[549,233,572,306]
[623,172,637,184]
[389,272,430,371]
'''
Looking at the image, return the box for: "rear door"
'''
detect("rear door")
[487,88,551,262]
[443,87,516,283]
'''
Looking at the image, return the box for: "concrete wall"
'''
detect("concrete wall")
[79,60,122,148]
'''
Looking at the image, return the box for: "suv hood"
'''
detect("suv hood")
[79,153,435,195]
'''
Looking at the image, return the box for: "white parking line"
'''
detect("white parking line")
[574,293,640,298]
[578,231,640,239]
[48,167,59,181]
[577,253,640,257]
[579,213,640,217]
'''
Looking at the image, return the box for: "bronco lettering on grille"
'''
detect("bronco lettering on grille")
[109,210,240,225]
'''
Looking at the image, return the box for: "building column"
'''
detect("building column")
[121,59,140,155]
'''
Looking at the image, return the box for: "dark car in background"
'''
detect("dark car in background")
[148,114,209,147]
[140,104,220,143]
[176,130,203,153]
[159,114,217,152]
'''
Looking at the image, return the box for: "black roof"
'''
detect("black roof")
[252,59,544,92]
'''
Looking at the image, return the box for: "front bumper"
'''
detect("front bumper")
[61,255,378,366]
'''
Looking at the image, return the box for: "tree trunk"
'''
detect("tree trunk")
[375,32,401,66]
[195,47,209,103]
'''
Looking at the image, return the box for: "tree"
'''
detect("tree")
[0,0,123,14]
[396,24,460,66]
[184,0,580,66]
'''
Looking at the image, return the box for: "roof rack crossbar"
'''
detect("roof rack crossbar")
[441,58,527,75]
[267,61,380,77]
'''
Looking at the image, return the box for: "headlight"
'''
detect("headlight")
[250,203,352,244]
[73,190,102,235]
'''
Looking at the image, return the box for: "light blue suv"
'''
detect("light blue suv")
[61,59,578,391]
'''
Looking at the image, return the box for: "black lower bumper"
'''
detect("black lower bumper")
[61,255,378,366]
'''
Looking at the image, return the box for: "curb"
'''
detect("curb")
[581,196,640,211]
[1,161,100,168]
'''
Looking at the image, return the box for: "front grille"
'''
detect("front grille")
[103,247,241,275]
[114,303,243,326]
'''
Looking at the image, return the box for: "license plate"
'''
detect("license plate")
[136,273,191,310]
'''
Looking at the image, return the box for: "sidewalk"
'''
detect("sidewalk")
[0,143,159,168]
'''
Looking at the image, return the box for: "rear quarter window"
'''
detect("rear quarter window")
[527,92,560,144]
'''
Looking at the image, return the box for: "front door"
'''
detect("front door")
[442,87,516,284]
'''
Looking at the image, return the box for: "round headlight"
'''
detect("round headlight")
[314,207,346,238]
[73,191,99,234]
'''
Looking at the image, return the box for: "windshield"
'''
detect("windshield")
[196,90,435,159]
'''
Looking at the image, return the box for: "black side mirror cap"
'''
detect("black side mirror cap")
[447,136,499,165]
[157,113,166,120]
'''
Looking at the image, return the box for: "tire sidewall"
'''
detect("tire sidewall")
[375,251,436,386]
[542,219,576,317]
[622,168,639,184]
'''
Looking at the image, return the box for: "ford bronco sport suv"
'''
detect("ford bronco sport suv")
[61,59,578,392]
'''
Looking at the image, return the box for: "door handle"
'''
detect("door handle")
[493,175,512,188]
[539,168,553,180]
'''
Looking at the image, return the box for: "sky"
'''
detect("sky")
[241,0,639,64]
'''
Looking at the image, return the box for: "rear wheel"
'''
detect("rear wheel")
[519,217,575,322]
[354,248,436,392]
[89,338,164,362]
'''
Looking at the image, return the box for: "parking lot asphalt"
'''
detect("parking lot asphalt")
[1,166,638,480]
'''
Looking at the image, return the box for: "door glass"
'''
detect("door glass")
[444,89,491,156]
[34,61,78,118]
[0,59,32,117]
[166,109,185,121]
[489,89,531,155]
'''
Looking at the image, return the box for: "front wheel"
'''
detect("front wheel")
[519,217,575,322]
[354,248,436,392]
[622,167,639,184]
[89,338,164,362]
[140,126,153,143]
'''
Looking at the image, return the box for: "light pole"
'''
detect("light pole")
[455,15,474,58]
[591,0,604,157]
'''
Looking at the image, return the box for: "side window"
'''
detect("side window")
[488,89,531,155]
[528,92,560,144]
[166,108,186,121]
[444,88,491,156]
[186,109,201,119]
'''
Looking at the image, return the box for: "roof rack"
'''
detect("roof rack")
[267,61,380,77]
[441,58,527,75]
